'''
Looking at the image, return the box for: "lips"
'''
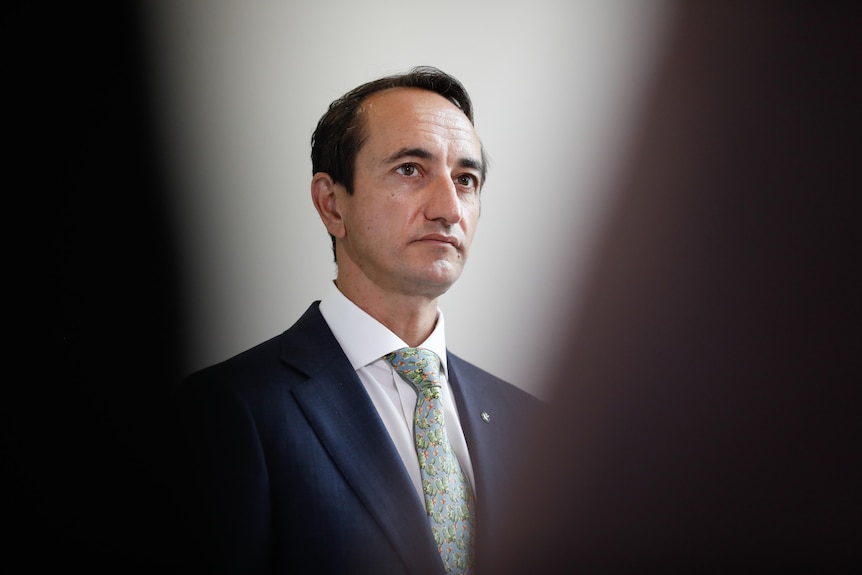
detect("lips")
[416,233,461,249]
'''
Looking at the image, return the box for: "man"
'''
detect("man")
[175,66,541,574]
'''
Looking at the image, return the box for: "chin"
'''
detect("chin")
[428,259,464,282]
[393,258,464,296]
[418,276,461,298]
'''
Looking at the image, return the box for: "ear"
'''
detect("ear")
[311,172,346,239]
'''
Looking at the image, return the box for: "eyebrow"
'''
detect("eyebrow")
[383,147,483,174]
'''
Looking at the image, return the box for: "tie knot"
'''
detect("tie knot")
[384,347,441,392]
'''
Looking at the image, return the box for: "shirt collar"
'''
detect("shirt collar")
[318,282,448,374]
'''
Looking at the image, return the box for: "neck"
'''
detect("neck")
[334,277,441,347]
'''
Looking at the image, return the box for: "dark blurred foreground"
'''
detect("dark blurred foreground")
[478,3,860,573]
[8,4,186,572]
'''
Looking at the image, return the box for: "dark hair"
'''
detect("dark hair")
[311,65,487,193]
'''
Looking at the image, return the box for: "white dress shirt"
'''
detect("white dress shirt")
[318,282,477,501]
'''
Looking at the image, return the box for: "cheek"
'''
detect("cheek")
[361,206,407,246]
[461,201,481,233]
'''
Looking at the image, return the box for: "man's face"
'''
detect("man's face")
[336,87,484,299]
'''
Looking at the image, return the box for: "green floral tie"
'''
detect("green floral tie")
[385,347,475,574]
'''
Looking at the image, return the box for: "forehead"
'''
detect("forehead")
[358,88,481,156]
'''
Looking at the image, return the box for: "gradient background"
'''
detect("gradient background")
[146,0,672,397]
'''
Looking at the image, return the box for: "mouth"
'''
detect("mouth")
[415,233,461,249]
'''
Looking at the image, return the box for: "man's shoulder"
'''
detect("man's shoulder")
[185,332,284,382]
[447,351,543,406]
[180,302,335,394]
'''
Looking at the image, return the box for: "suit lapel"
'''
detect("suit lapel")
[448,352,541,555]
[447,354,504,529]
[282,304,443,573]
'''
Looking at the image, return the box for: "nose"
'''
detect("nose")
[425,174,462,225]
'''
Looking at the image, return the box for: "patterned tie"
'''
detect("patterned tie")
[385,347,475,574]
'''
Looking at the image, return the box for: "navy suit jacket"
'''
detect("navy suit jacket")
[174,302,541,574]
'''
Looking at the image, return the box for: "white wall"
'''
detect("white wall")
[146,0,672,397]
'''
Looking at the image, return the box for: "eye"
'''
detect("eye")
[396,163,419,177]
[455,173,479,189]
